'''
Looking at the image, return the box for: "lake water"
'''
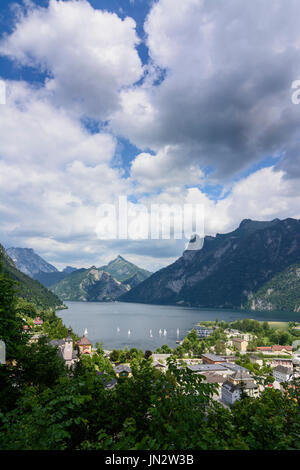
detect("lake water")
[56,301,299,351]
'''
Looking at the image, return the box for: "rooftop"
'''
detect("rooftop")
[224,363,249,373]
[223,380,258,392]
[202,373,227,384]
[272,345,292,351]
[76,336,92,346]
[231,369,253,381]
[201,353,226,362]
[273,365,293,375]
[188,364,228,372]
[114,365,132,374]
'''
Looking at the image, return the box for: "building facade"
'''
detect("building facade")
[221,370,259,405]
[273,365,293,383]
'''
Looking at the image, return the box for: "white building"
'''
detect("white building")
[50,328,78,368]
[221,370,259,405]
[273,365,293,383]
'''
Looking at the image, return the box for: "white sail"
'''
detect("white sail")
[159,329,162,336]
[163,329,167,336]
[128,329,131,335]
[150,329,153,338]
[84,328,88,336]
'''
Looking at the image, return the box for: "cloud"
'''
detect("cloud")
[111,0,300,184]
[0,80,133,263]
[0,0,143,120]
[0,80,117,168]
[1,0,300,272]
[130,145,203,191]
[147,166,300,238]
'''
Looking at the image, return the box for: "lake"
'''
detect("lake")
[56,301,299,351]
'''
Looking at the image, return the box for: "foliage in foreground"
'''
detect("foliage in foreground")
[1,268,300,450]
[1,354,300,450]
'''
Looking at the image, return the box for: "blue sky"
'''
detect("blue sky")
[0,0,300,271]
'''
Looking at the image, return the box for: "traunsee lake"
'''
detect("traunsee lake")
[57,301,299,351]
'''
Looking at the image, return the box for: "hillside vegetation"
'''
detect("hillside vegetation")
[0,244,64,309]
[246,264,300,312]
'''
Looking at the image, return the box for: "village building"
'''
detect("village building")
[202,372,227,399]
[23,325,32,332]
[187,363,232,377]
[33,317,43,326]
[249,355,264,367]
[50,328,78,368]
[232,337,248,352]
[76,330,92,355]
[256,346,272,352]
[28,333,45,344]
[272,345,293,354]
[270,358,293,369]
[96,371,118,389]
[273,365,293,383]
[195,327,214,339]
[223,363,249,374]
[152,360,167,372]
[113,364,132,378]
[221,370,259,405]
[225,329,241,337]
[256,345,293,355]
[201,353,227,364]
[152,353,171,363]
[242,333,255,342]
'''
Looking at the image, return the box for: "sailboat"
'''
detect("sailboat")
[128,329,131,336]
[159,329,162,336]
[163,329,167,336]
[117,327,120,334]
[150,329,153,338]
[177,328,180,337]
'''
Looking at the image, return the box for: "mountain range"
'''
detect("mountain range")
[50,267,130,302]
[3,246,152,302]
[121,218,300,310]
[3,218,300,311]
[50,256,152,302]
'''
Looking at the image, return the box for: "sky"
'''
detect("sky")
[0,0,300,272]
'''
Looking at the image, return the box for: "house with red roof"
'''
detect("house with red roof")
[256,345,292,354]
